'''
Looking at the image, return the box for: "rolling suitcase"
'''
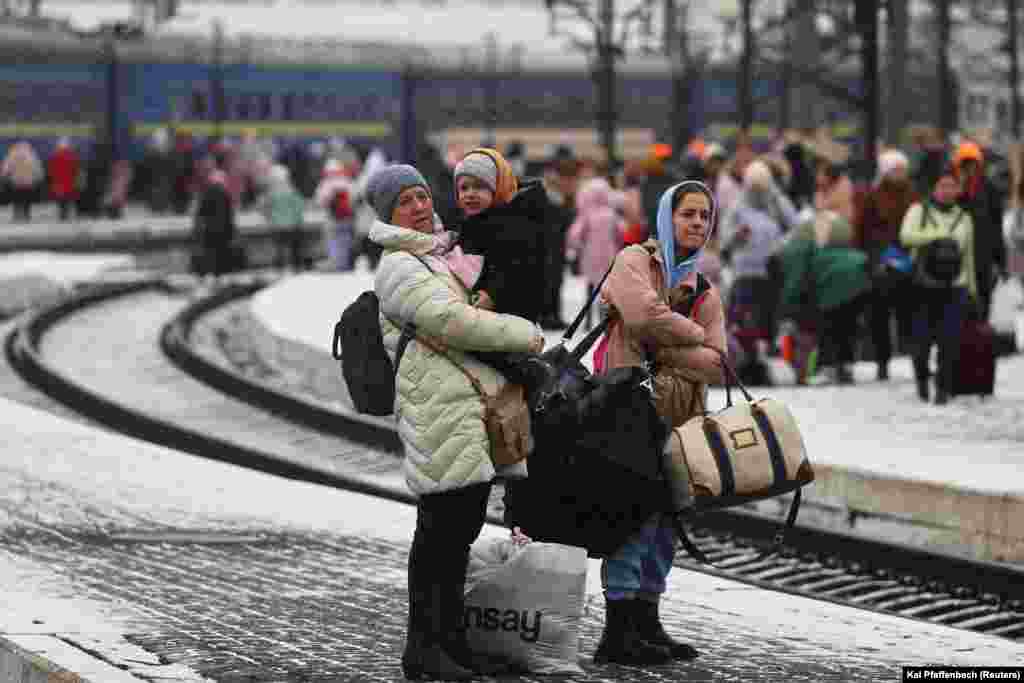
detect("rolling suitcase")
[954,319,996,397]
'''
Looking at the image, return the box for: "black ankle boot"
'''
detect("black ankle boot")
[632,600,699,661]
[402,583,474,681]
[916,375,930,402]
[913,356,930,402]
[593,598,672,666]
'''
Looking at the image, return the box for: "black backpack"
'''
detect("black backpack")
[914,203,964,286]
[331,255,430,415]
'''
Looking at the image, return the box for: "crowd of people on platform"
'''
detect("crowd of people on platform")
[625,129,1022,403]
[3,124,1023,400]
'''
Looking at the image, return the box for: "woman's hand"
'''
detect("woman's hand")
[472,290,495,310]
[511,526,532,546]
[528,330,546,354]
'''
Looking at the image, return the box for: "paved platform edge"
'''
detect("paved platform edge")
[243,298,1024,563]
[0,633,139,683]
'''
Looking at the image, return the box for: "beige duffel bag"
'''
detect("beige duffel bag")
[660,346,815,563]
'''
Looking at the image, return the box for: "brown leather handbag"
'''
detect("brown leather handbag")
[415,334,533,467]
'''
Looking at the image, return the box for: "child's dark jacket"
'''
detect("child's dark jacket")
[456,180,549,324]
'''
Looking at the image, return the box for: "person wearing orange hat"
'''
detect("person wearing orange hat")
[952,140,1007,320]
[639,143,682,246]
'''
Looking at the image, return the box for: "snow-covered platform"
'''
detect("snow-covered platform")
[248,270,1024,563]
[2,395,1024,681]
[0,207,326,253]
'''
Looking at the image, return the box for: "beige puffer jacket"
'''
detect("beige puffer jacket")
[371,219,541,496]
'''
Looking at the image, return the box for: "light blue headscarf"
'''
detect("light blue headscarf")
[655,180,717,289]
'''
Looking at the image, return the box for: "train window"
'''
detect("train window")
[997,99,1010,129]
[361,94,379,118]
[259,93,272,119]
[237,94,250,120]
[218,94,233,120]
[972,94,990,124]
[304,92,318,118]
[192,90,208,119]
[282,93,295,120]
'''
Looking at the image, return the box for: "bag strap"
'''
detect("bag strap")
[756,488,803,561]
[392,322,417,379]
[670,488,803,566]
[386,252,435,378]
[948,207,965,236]
[560,256,616,344]
[922,201,964,238]
[391,252,489,390]
[412,332,492,402]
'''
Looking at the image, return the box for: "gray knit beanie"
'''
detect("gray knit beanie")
[367,164,431,222]
[454,153,498,192]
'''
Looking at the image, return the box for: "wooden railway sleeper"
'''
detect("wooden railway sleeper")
[985,621,1024,639]
[874,593,947,612]
[900,598,974,619]
[821,579,901,600]
[847,586,918,604]
[795,575,871,593]
[930,604,1001,625]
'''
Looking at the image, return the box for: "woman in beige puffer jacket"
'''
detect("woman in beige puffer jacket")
[366,164,544,681]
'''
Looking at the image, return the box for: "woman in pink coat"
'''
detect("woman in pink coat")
[567,176,625,328]
[594,180,726,667]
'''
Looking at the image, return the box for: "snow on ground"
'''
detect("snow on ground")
[0,251,137,317]
[0,252,135,286]
[252,265,1024,499]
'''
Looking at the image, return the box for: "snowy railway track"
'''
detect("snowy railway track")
[7,276,1024,645]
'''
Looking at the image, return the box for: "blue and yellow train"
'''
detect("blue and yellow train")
[0,20,883,163]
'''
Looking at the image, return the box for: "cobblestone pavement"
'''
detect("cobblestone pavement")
[0,523,920,683]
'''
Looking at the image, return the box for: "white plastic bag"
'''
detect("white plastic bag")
[989,277,1024,335]
[1016,313,1024,354]
[464,538,588,675]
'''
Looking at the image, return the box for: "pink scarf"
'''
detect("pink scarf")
[421,217,485,290]
[445,245,484,290]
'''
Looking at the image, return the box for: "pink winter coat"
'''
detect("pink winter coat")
[568,177,625,286]
[600,242,727,426]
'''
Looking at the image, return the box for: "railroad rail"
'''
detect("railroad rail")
[6,276,1024,644]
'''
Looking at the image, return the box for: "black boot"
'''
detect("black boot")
[402,584,474,681]
[913,356,930,402]
[402,541,474,682]
[593,598,672,666]
[632,600,699,661]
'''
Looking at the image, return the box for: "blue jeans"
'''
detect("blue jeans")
[601,514,676,602]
